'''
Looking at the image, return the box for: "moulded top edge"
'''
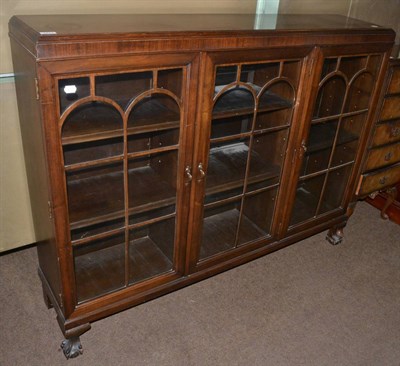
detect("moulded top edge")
[9,14,396,42]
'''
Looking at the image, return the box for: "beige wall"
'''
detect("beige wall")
[0,0,257,252]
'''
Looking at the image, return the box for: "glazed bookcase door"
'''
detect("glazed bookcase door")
[58,66,188,304]
[191,52,306,268]
[289,53,383,227]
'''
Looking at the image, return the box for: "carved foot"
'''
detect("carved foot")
[326,226,344,245]
[61,337,83,359]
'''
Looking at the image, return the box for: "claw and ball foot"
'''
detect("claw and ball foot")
[326,226,344,245]
[61,337,83,359]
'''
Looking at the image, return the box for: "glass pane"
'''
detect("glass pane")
[67,162,124,226]
[157,68,183,99]
[205,138,249,197]
[331,113,366,167]
[62,102,123,144]
[204,187,243,205]
[247,130,287,192]
[59,77,90,114]
[213,87,255,119]
[255,105,293,130]
[129,205,175,226]
[313,76,346,119]
[319,166,353,215]
[71,218,125,242]
[339,56,367,81]
[128,94,180,132]
[128,218,175,285]
[63,137,123,165]
[128,151,177,215]
[74,233,125,303]
[344,72,374,112]
[200,200,241,260]
[301,120,339,176]
[281,60,301,87]
[215,65,237,89]
[237,188,277,245]
[258,81,294,113]
[96,71,153,109]
[320,58,337,80]
[211,114,253,139]
[240,62,280,88]
[366,55,382,75]
[127,128,179,154]
[290,174,326,226]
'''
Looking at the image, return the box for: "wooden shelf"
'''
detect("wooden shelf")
[200,208,266,259]
[75,242,125,303]
[307,123,357,154]
[75,237,173,302]
[62,100,180,145]
[206,142,281,196]
[128,236,173,285]
[68,166,176,230]
[213,87,292,120]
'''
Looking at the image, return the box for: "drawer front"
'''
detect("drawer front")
[380,96,400,121]
[364,142,400,171]
[387,65,400,95]
[371,120,400,147]
[358,163,400,196]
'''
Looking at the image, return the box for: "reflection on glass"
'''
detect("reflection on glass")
[59,77,90,113]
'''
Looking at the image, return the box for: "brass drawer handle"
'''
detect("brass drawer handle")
[185,166,193,181]
[379,176,388,185]
[384,152,393,161]
[390,127,400,138]
[198,162,206,179]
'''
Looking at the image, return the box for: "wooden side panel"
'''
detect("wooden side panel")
[10,38,62,307]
